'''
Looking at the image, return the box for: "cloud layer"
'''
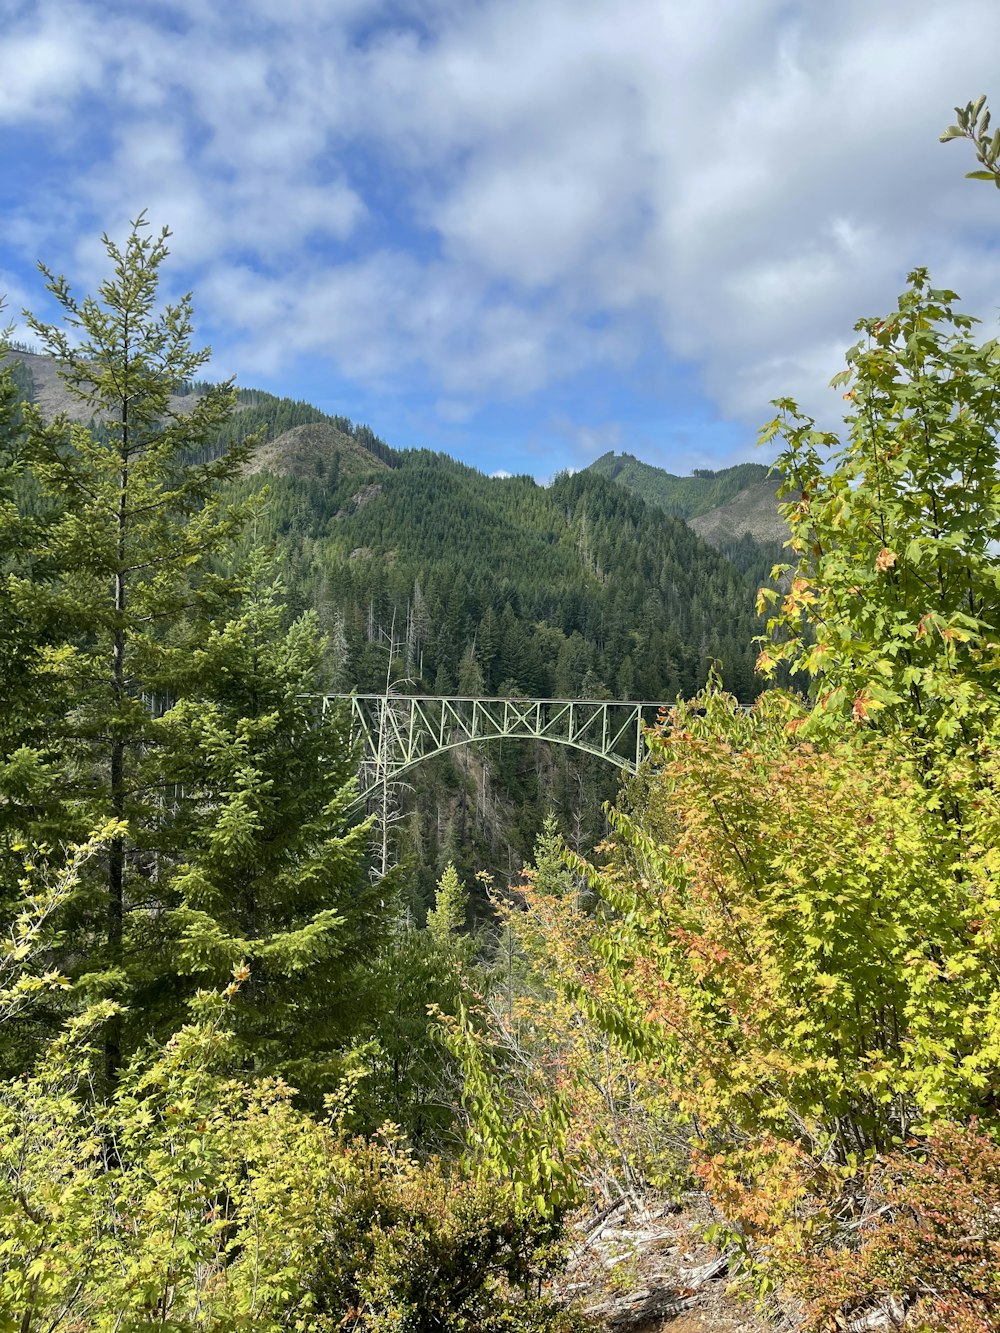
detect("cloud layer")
[3,0,999,470]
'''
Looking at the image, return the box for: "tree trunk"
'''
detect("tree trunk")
[105,437,128,1095]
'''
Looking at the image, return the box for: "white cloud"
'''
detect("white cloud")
[0,4,105,121]
[201,250,621,399]
[329,0,1000,421]
[4,0,1000,445]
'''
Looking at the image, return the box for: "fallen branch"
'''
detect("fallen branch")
[583,1286,698,1326]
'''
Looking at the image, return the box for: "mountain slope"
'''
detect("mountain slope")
[688,473,787,545]
[244,420,391,481]
[586,451,788,547]
[586,452,771,517]
[5,349,766,703]
[3,348,198,421]
[234,447,765,704]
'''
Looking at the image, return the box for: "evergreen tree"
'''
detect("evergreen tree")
[526,813,576,898]
[426,861,468,947]
[148,554,377,1096]
[0,320,53,841]
[0,319,81,1074]
[457,642,485,696]
[19,219,252,1086]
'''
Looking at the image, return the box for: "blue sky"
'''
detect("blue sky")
[3,0,1000,480]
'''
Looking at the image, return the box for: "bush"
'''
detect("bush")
[792,1120,1000,1333]
[0,983,584,1332]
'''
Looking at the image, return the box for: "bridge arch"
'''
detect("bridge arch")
[323,694,666,802]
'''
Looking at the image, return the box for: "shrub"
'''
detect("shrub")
[0,981,584,1331]
[791,1120,1000,1333]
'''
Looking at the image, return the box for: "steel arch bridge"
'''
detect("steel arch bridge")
[323,694,666,801]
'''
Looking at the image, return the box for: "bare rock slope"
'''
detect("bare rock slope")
[5,349,200,422]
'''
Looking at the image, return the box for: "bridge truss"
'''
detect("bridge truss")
[323,694,666,802]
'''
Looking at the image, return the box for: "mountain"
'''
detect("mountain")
[1,352,397,476]
[585,451,788,547]
[4,347,773,898]
[4,349,765,705]
[231,445,764,706]
[228,436,769,895]
[586,452,771,516]
[3,348,199,421]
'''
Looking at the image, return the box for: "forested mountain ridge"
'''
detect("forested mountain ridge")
[4,348,766,705]
[229,438,764,704]
[1,351,399,477]
[586,450,771,517]
[230,427,769,908]
[587,448,789,548]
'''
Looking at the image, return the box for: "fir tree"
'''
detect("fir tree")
[147,553,377,1094]
[0,318,80,1073]
[526,813,576,899]
[0,318,51,837]
[18,218,261,1086]
[426,861,468,947]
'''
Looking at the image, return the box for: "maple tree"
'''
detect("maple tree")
[756,268,1000,755]
[509,264,1000,1320]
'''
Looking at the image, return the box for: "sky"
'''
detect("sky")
[2,0,999,480]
